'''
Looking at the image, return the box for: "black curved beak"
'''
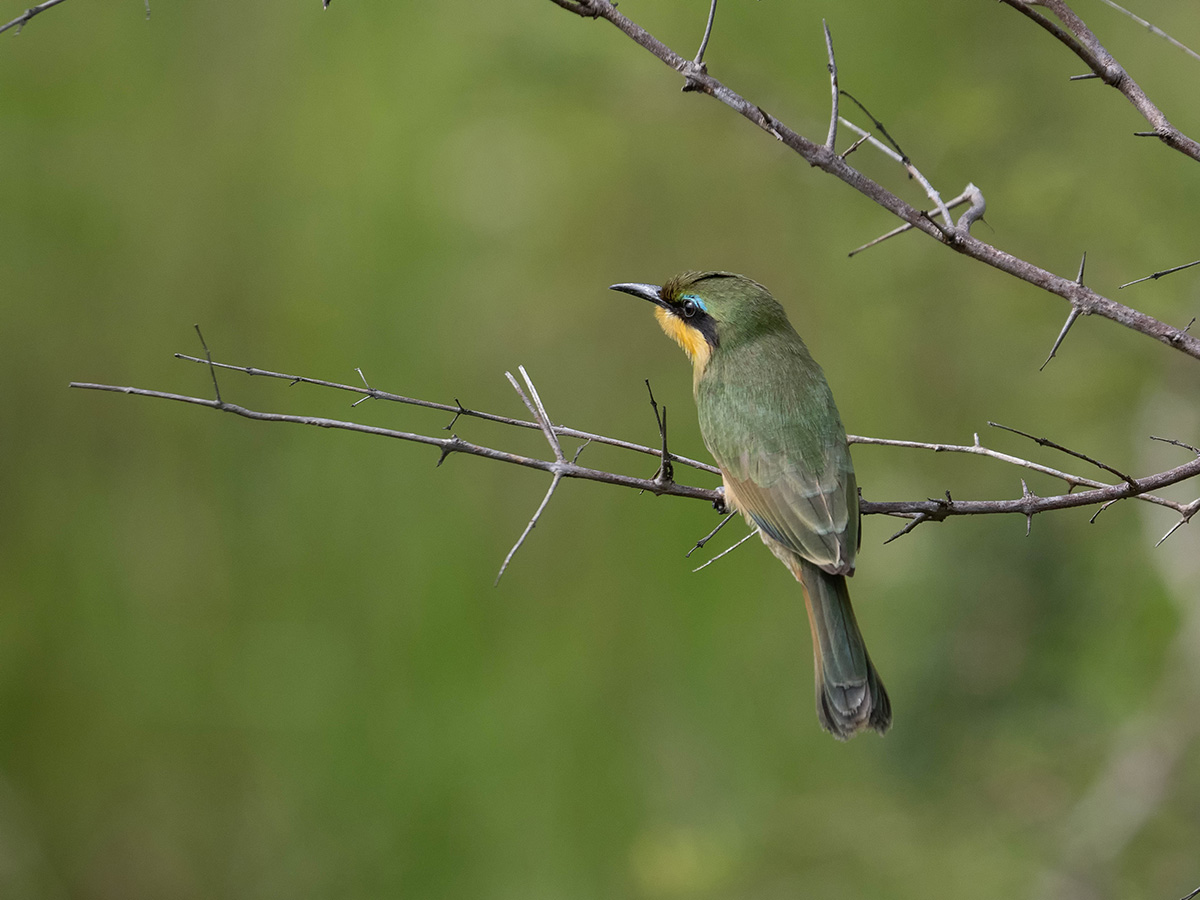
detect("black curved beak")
[609,282,666,308]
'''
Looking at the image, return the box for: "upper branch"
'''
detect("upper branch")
[1001,0,1200,162]
[553,0,1200,362]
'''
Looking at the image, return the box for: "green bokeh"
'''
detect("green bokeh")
[2,2,1198,898]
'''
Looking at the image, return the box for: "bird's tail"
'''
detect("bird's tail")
[794,557,891,739]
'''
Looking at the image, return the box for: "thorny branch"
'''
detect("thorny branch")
[644,380,674,485]
[1040,253,1089,371]
[68,355,1200,575]
[550,0,1200,363]
[999,0,1200,161]
[0,0,69,36]
[847,187,984,258]
[170,353,719,474]
[1,0,150,36]
[839,90,954,230]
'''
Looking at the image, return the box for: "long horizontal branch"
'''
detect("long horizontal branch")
[70,380,722,501]
[864,462,1200,519]
[852,433,1190,517]
[173,353,1194,521]
[68,361,1200,539]
[69,381,720,502]
[171,353,721,476]
[551,0,1200,362]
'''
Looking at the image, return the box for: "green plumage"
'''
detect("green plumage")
[613,272,891,739]
[690,289,858,575]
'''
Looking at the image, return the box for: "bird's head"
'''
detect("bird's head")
[610,271,790,376]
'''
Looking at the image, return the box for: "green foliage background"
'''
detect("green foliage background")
[2,2,1198,897]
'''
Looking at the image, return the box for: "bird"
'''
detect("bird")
[611,271,890,739]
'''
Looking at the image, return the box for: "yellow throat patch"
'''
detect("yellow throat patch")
[655,305,711,383]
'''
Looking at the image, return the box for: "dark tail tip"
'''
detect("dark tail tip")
[816,661,892,741]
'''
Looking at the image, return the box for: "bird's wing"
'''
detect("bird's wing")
[718,440,857,575]
[697,341,858,575]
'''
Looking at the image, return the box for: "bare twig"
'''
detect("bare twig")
[837,117,902,163]
[1095,0,1200,64]
[693,527,758,573]
[839,91,953,231]
[1151,435,1200,457]
[1089,496,1121,525]
[693,0,717,67]
[571,438,593,465]
[838,131,871,161]
[490,367,573,577]
[823,20,838,151]
[495,472,563,584]
[518,365,564,461]
[838,93,906,163]
[193,325,222,405]
[883,512,933,545]
[686,510,737,558]
[351,367,374,407]
[0,0,69,36]
[988,421,1137,487]
[1154,506,1195,548]
[548,0,1200,361]
[849,186,983,256]
[1119,259,1200,289]
[644,380,673,484]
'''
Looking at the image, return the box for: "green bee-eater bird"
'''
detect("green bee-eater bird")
[612,272,891,739]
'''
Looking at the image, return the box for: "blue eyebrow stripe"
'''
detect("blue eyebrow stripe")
[681,293,708,312]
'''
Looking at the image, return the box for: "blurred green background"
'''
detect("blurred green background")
[2,1,1198,897]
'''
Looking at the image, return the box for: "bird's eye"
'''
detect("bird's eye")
[681,298,699,318]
